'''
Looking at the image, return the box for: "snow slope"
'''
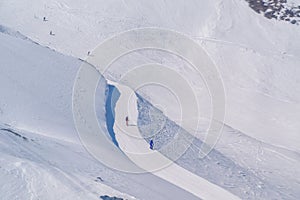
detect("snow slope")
[0,124,135,200]
[0,122,198,200]
[0,32,202,200]
[137,96,300,199]
[110,81,240,200]
[0,0,299,152]
[0,29,81,143]
[1,0,300,199]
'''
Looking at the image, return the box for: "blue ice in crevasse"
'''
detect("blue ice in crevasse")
[105,84,120,147]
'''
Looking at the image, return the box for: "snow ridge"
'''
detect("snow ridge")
[137,95,300,199]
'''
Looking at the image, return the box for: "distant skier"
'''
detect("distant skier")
[125,116,129,126]
[87,51,90,56]
[50,31,55,36]
[149,139,154,150]
[43,17,47,21]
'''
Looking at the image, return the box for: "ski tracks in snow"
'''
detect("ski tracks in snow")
[111,82,240,200]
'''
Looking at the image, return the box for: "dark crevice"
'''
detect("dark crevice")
[105,84,120,147]
[100,195,123,200]
[0,128,28,141]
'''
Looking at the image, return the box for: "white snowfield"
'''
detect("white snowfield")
[1,0,299,153]
[0,0,300,199]
[0,32,203,200]
[111,81,240,200]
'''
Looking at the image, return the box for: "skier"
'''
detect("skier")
[149,139,154,150]
[50,31,55,36]
[125,116,129,126]
[43,17,47,21]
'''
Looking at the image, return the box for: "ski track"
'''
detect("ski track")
[111,81,240,200]
[0,0,300,199]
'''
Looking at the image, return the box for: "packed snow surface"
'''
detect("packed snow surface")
[0,0,300,199]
